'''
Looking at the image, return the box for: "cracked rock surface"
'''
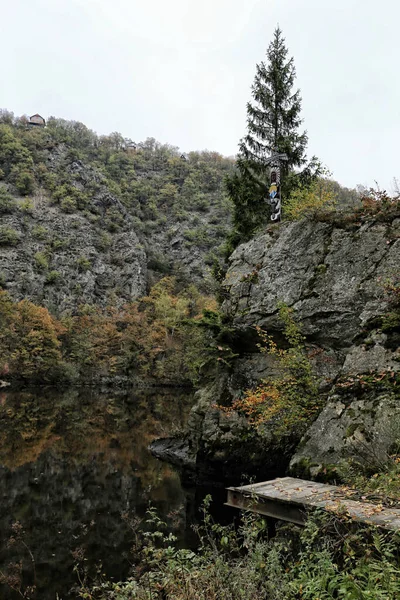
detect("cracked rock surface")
[222,220,399,349]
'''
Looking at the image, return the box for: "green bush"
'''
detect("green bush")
[76,256,91,272]
[95,231,112,251]
[51,237,69,250]
[52,184,89,212]
[34,251,49,270]
[60,196,77,213]
[0,125,34,178]
[45,270,61,284]
[285,178,337,220]
[32,225,49,240]
[0,226,20,245]
[0,188,17,213]
[77,501,400,600]
[15,170,35,196]
[19,198,34,214]
[104,207,124,232]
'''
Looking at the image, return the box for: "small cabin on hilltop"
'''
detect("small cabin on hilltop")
[28,114,46,127]
[124,139,137,153]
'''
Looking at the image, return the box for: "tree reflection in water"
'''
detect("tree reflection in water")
[0,387,196,599]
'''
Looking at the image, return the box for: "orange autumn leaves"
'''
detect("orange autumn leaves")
[0,278,217,383]
[0,292,64,379]
[229,304,321,434]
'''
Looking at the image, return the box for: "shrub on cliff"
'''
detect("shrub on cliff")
[0,125,34,177]
[14,169,35,196]
[0,188,17,213]
[313,188,400,225]
[0,226,20,246]
[284,177,337,220]
[229,303,321,437]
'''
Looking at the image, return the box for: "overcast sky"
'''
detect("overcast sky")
[2,0,400,190]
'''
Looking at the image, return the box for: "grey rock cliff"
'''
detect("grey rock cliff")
[222,219,399,350]
[0,192,147,312]
[0,156,147,311]
[155,217,400,483]
[0,139,231,305]
[290,390,400,478]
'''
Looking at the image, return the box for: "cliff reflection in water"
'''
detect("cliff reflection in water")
[0,387,195,599]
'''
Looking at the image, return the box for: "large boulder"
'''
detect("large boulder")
[290,388,400,479]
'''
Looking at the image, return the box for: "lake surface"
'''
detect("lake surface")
[0,387,211,599]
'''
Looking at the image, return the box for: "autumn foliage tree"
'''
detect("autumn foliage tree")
[0,278,221,384]
[0,291,66,381]
[284,177,337,220]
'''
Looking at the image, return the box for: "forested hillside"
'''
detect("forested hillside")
[0,110,234,304]
[0,110,361,387]
[0,110,236,385]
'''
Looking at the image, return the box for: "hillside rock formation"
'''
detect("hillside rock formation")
[0,181,147,313]
[152,216,400,483]
[222,219,399,350]
[0,119,233,308]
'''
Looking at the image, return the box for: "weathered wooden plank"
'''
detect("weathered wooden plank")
[226,487,306,524]
[226,477,400,531]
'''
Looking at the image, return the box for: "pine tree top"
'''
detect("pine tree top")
[239,26,308,176]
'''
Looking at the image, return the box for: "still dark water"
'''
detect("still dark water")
[0,387,221,599]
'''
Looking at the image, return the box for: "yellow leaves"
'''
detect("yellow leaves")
[0,278,215,384]
[285,178,337,221]
[231,380,287,426]
[3,298,65,378]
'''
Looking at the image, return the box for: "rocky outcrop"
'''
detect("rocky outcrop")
[0,138,231,307]
[0,191,147,312]
[153,216,400,484]
[0,152,148,311]
[290,387,400,479]
[222,219,399,351]
[150,356,300,485]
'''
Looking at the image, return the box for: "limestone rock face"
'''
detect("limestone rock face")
[163,217,400,483]
[1,201,146,312]
[0,139,231,306]
[0,174,147,312]
[222,219,399,350]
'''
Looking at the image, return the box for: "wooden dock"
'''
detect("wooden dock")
[226,477,400,530]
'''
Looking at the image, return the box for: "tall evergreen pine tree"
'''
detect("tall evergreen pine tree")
[227,27,315,244]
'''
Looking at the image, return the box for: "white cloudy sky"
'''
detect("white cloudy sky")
[2,0,400,190]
